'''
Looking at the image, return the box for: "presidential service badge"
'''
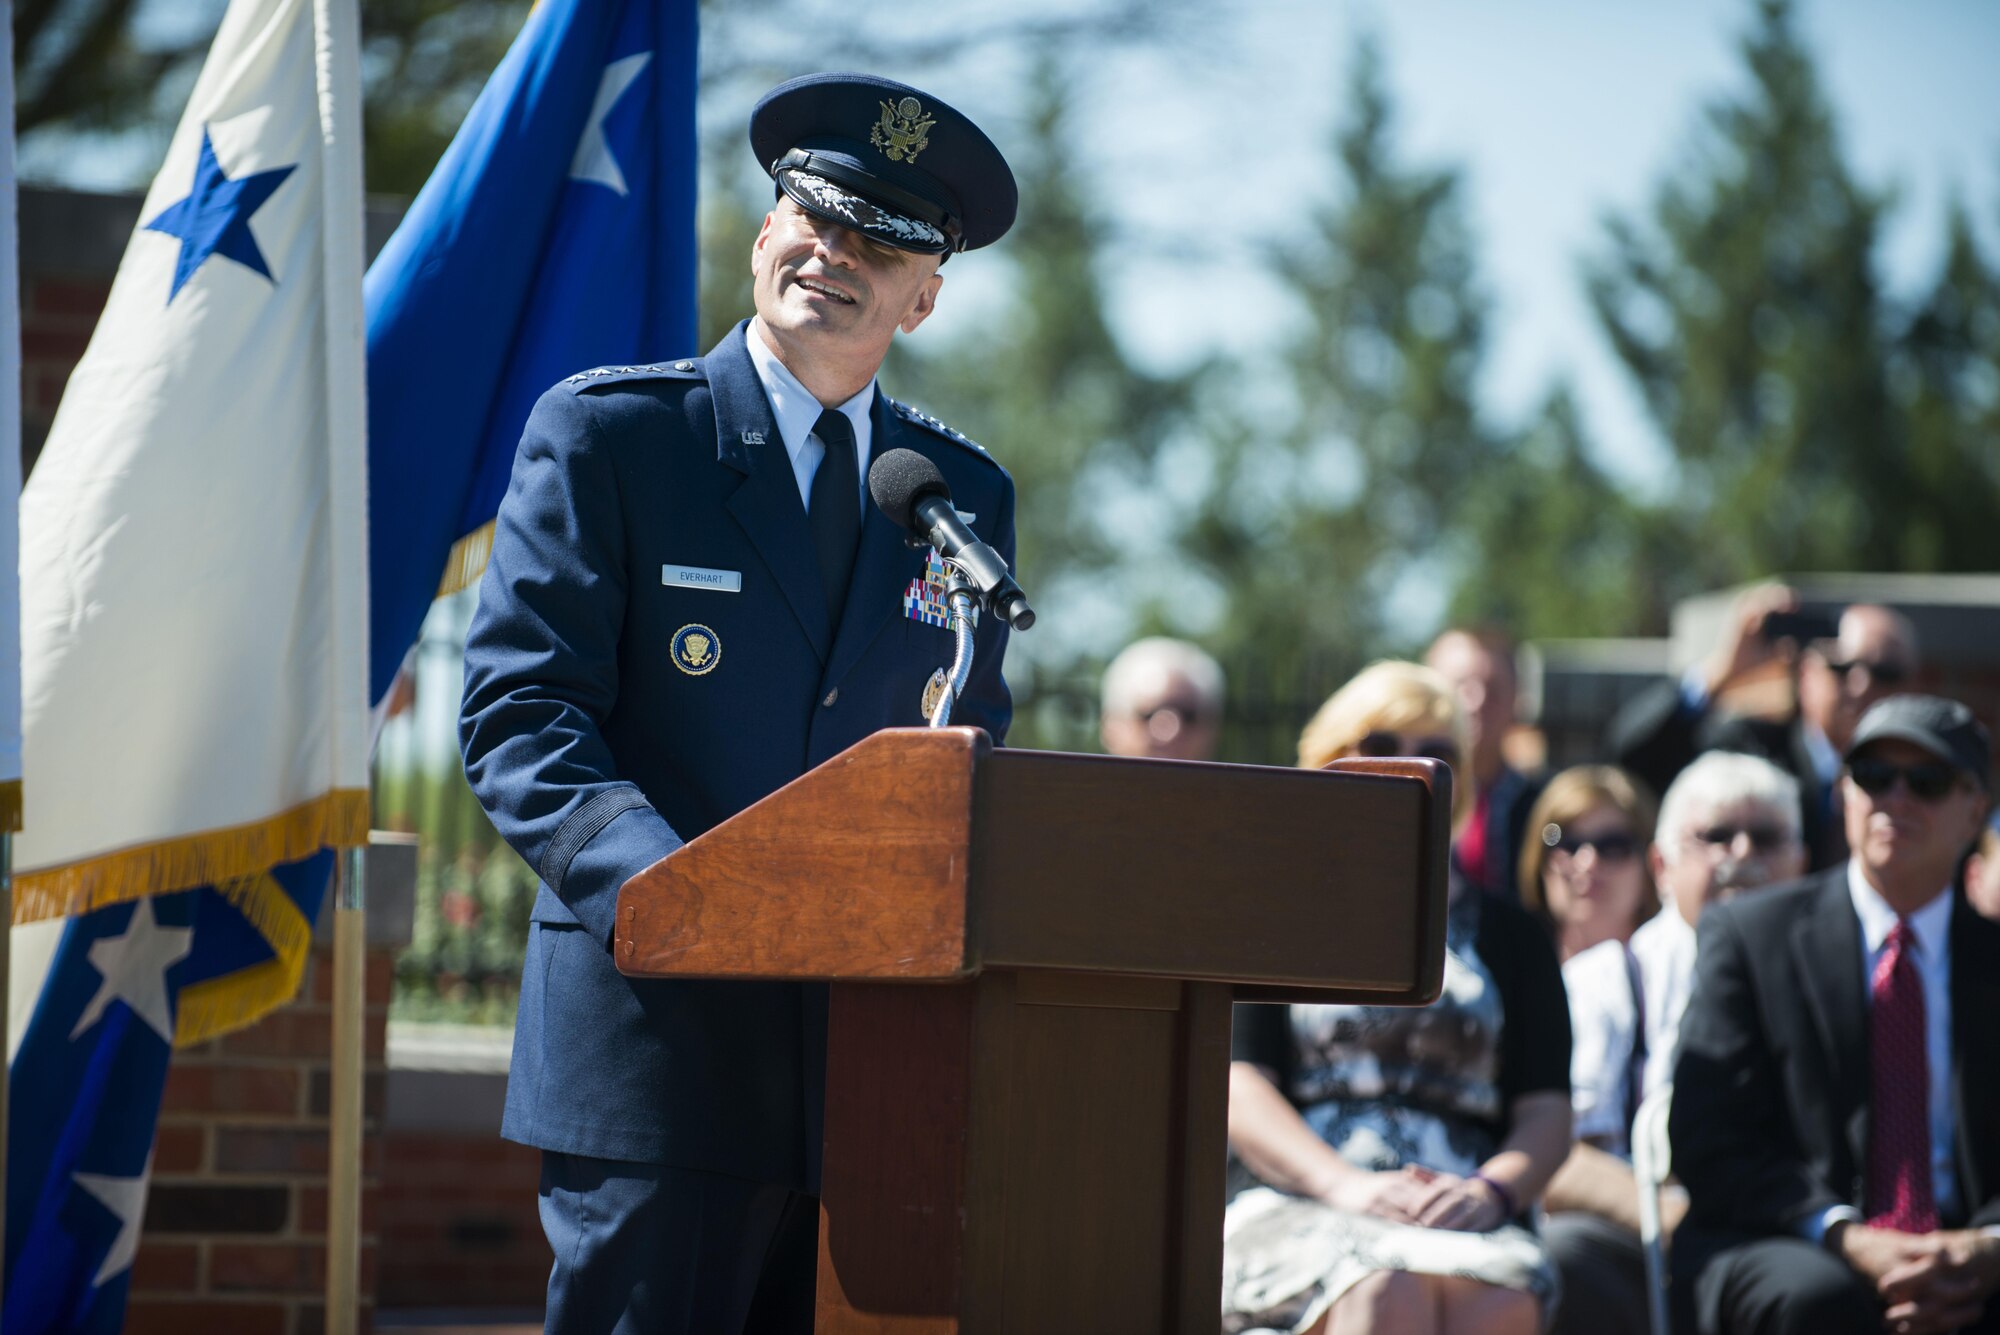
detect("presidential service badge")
[870,96,934,164]
[671,624,721,676]
[903,547,976,630]
[921,668,950,720]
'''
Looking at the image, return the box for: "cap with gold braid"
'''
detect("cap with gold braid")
[750,72,1018,255]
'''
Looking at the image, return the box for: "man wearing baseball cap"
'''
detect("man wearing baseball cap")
[461,73,1020,1333]
[1669,695,2000,1335]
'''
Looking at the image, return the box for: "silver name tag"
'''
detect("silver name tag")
[662,564,742,592]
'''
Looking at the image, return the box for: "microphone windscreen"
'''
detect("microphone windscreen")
[868,448,950,530]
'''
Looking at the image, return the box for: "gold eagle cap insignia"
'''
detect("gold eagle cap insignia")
[870,96,935,165]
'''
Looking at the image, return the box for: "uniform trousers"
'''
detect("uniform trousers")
[539,1151,818,1335]
[1673,1229,2000,1335]
[1543,1209,1650,1334]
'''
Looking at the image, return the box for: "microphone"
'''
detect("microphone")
[868,449,1035,631]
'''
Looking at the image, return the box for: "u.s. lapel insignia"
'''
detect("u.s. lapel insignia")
[870,96,935,164]
[740,430,765,446]
[921,668,949,720]
[902,547,976,630]
[671,624,721,676]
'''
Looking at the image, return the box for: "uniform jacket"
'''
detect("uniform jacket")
[460,322,1015,1189]
[1668,868,2000,1237]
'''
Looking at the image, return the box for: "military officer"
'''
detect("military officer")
[459,73,1020,1334]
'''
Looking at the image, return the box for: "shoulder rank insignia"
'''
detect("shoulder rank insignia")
[870,96,936,165]
[886,398,995,464]
[565,360,704,392]
[671,623,721,676]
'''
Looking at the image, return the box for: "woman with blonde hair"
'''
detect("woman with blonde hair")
[1517,766,1658,963]
[1222,661,1573,1335]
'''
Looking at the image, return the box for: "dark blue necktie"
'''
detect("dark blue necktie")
[807,408,860,627]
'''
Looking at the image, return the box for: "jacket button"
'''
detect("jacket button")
[822,689,838,707]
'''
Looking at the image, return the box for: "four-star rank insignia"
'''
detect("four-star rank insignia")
[671,623,721,675]
[870,96,935,164]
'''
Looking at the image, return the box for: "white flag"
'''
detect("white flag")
[14,0,369,922]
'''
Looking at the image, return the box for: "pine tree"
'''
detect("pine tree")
[1587,0,1910,588]
[1185,34,1492,674]
[1890,203,2000,571]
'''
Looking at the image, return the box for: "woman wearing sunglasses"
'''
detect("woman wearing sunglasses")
[1221,661,1571,1335]
[1518,767,1660,964]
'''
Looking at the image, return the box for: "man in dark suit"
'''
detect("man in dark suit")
[1670,695,2000,1335]
[459,73,1020,1334]
[1608,588,1919,871]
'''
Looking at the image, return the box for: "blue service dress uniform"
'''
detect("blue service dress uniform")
[458,319,1015,1325]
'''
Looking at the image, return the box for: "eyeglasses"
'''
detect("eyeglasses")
[1355,731,1459,766]
[1689,824,1795,853]
[1848,758,1962,802]
[1541,823,1640,862]
[1822,658,1909,687]
[1137,702,1204,728]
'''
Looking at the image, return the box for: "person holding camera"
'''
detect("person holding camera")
[1607,587,1919,870]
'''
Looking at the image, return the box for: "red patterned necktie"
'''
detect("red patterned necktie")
[1866,919,1939,1233]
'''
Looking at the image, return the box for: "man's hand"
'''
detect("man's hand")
[1831,1225,2000,1334]
[1701,584,1799,697]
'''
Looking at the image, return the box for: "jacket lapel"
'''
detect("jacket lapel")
[821,394,928,690]
[1792,869,1871,1174]
[1950,896,2000,1223]
[710,322,832,660]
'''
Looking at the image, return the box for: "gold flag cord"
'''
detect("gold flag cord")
[436,519,496,599]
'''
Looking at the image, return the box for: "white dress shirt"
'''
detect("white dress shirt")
[744,324,875,514]
[1563,908,1697,1160]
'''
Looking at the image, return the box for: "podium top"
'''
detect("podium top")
[617,728,1449,1003]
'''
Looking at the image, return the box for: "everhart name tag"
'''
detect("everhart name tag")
[662,564,742,593]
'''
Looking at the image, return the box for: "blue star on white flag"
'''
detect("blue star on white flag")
[142,127,296,302]
[568,52,652,196]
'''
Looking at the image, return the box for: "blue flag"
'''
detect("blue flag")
[4,861,328,1333]
[364,0,699,701]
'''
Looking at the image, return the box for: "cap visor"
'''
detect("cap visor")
[778,169,948,254]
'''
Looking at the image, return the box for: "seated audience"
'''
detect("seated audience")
[1222,661,1572,1335]
[1427,627,1545,901]
[1967,820,2000,922]
[1098,635,1225,762]
[1670,695,2000,1335]
[1518,766,1659,962]
[1541,752,1806,1334]
[1608,587,1919,871]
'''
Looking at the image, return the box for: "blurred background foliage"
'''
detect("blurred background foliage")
[21,0,1998,1017]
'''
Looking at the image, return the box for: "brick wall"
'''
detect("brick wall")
[131,943,387,1335]
[377,1124,546,1310]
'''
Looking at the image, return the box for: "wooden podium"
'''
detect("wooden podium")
[616,727,1450,1334]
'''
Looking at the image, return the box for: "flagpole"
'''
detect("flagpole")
[327,845,366,1335]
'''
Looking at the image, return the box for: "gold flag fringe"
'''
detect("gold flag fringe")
[0,778,20,833]
[173,870,315,1047]
[436,519,496,599]
[12,788,371,925]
